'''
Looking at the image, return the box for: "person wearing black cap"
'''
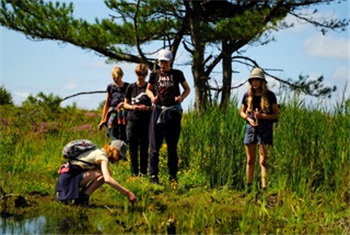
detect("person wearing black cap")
[56,140,136,206]
[240,67,279,191]
[146,49,191,184]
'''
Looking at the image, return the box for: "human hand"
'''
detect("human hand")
[127,191,137,205]
[139,104,147,111]
[117,102,124,109]
[175,96,183,103]
[253,109,260,126]
[98,121,106,130]
[151,96,158,105]
[247,117,258,127]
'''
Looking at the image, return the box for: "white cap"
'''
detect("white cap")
[158,49,173,61]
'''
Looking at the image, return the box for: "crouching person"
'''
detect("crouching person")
[56,140,137,206]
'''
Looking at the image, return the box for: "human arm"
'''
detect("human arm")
[124,98,150,111]
[175,81,191,104]
[116,101,125,110]
[254,103,279,121]
[100,160,137,203]
[98,93,110,130]
[240,104,257,127]
[123,97,133,110]
[146,83,158,105]
[254,92,279,121]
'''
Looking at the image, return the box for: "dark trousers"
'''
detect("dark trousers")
[148,107,182,177]
[127,118,150,175]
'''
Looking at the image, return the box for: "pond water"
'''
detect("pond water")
[0,214,102,234]
[1,216,48,234]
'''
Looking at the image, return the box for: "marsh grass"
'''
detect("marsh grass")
[0,95,349,234]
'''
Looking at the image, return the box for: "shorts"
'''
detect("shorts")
[56,164,85,202]
[244,123,273,145]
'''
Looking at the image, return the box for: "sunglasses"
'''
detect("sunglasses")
[136,72,147,76]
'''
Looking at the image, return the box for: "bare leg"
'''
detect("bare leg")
[80,170,104,195]
[259,144,269,189]
[245,144,256,185]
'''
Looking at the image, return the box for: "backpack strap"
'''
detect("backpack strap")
[68,158,98,166]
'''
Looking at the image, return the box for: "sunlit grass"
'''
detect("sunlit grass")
[0,95,349,234]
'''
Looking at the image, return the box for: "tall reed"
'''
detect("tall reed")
[180,95,349,195]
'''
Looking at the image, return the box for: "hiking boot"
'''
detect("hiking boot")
[150,175,159,184]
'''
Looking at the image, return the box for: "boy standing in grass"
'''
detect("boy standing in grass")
[124,64,152,177]
[240,67,279,191]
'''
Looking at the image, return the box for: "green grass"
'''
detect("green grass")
[0,95,349,234]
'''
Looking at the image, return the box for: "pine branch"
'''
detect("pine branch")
[61,91,106,102]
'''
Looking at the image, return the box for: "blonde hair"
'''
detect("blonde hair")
[111,67,124,79]
[135,63,149,74]
[246,81,271,113]
[102,144,121,162]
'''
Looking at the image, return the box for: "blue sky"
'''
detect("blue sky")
[1,1,349,111]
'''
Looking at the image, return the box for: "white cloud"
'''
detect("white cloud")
[333,65,349,81]
[14,91,30,99]
[64,82,77,90]
[303,35,349,60]
[13,91,30,105]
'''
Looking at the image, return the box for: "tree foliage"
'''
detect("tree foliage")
[1,0,348,110]
[0,85,13,105]
[22,92,62,111]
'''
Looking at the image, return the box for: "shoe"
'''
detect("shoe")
[75,193,90,206]
[150,175,159,184]
[169,175,177,183]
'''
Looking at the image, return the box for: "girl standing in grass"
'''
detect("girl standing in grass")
[240,67,279,191]
[56,140,137,206]
[99,67,129,142]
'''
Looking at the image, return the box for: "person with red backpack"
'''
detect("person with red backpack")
[56,140,136,206]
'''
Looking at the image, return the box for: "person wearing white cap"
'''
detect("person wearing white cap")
[146,49,191,184]
[56,140,136,206]
[239,67,279,192]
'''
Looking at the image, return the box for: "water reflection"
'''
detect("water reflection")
[1,216,47,234]
[0,213,101,234]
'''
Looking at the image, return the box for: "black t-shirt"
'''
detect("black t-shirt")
[107,82,129,107]
[125,82,152,122]
[148,69,186,106]
[241,90,277,124]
